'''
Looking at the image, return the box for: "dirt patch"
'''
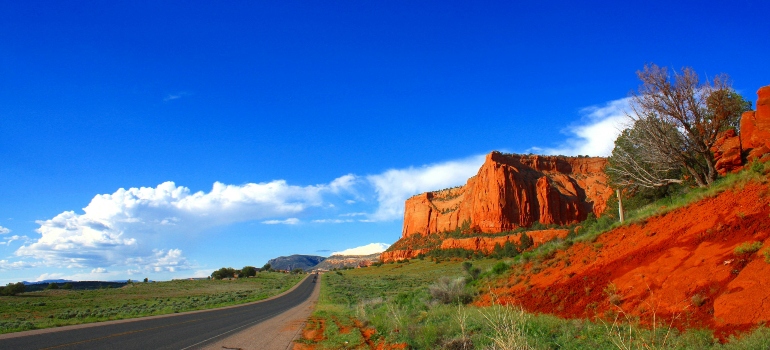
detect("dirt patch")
[300,317,325,343]
[295,316,407,350]
[477,181,770,339]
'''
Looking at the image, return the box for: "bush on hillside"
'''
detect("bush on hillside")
[428,277,472,304]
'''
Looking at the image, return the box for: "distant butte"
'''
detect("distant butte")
[401,151,611,237]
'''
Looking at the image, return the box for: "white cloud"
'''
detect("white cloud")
[530,97,630,157]
[34,273,65,282]
[192,269,212,278]
[15,176,354,271]
[339,212,366,217]
[91,267,107,274]
[0,235,29,246]
[261,218,300,225]
[331,243,390,256]
[0,226,10,234]
[328,174,358,193]
[0,259,38,271]
[366,154,485,221]
[311,219,353,224]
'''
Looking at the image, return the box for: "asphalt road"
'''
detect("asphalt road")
[0,275,317,350]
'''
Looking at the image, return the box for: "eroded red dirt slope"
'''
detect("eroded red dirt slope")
[479,181,770,338]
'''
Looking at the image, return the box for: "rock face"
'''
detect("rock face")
[714,85,770,174]
[401,152,611,238]
[741,86,770,151]
[379,249,429,262]
[712,129,743,175]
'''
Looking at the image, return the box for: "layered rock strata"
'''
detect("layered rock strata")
[402,152,611,238]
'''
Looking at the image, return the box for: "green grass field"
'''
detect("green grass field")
[308,259,770,349]
[0,272,303,334]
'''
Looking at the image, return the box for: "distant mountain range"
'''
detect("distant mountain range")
[267,254,326,271]
[22,279,74,285]
[22,279,144,285]
[265,253,382,271]
[311,253,380,270]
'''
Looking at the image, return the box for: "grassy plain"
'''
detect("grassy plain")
[304,259,770,349]
[0,272,303,334]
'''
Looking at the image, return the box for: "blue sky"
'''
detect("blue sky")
[1,1,768,283]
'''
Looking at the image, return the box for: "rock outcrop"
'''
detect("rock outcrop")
[712,129,743,174]
[714,85,770,175]
[401,152,611,238]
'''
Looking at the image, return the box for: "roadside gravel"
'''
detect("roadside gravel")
[196,274,321,350]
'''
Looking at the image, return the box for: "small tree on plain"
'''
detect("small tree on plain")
[46,282,59,290]
[211,267,237,280]
[241,266,257,278]
[1,282,26,296]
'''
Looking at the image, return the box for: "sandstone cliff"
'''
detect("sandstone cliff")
[401,152,611,238]
[713,86,770,174]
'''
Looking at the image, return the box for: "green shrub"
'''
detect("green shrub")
[428,277,471,304]
[491,261,510,275]
[734,241,762,255]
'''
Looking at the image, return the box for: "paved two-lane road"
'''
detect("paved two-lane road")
[0,274,318,350]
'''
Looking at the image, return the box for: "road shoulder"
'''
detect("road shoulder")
[198,274,321,350]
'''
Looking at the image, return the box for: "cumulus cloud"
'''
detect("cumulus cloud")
[366,154,485,221]
[34,273,65,282]
[331,243,390,256]
[15,176,355,271]
[261,218,300,225]
[0,226,10,234]
[530,97,630,157]
[0,235,29,246]
[311,219,353,224]
[0,259,39,271]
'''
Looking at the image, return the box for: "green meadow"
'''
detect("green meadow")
[0,272,303,334]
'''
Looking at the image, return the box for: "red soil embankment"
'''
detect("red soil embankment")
[478,181,770,338]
